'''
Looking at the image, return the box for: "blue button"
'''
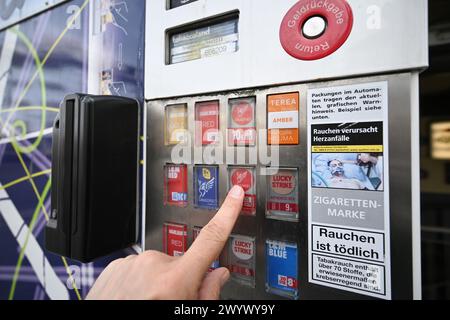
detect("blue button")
[266,240,298,299]
[194,166,219,209]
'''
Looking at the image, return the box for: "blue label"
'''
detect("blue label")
[171,192,187,202]
[266,240,298,298]
[195,166,219,209]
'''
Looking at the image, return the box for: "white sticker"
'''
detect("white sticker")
[309,82,387,123]
[307,81,391,299]
[312,254,385,296]
[312,225,385,263]
[268,111,299,130]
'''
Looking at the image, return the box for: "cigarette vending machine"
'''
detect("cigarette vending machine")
[144,0,427,300]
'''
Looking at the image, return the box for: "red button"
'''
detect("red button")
[279,0,353,60]
[231,101,254,126]
[231,168,253,192]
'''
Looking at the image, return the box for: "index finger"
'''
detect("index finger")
[180,185,244,282]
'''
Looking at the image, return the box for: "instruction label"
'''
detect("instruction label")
[308,81,391,299]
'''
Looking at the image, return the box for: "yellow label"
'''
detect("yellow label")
[202,168,211,180]
[312,145,384,153]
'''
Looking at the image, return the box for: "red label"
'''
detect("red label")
[165,165,188,206]
[196,101,219,145]
[267,202,298,213]
[278,275,298,289]
[164,223,187,257]
[242,194,257,215]
[279,0,353,60]
[229,265,255,277]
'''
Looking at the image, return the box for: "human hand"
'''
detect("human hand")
[86,185,245,300]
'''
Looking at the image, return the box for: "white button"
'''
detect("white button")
[302,16,327,39]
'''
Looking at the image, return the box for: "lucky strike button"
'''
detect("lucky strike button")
[232,239,253,260]
[267,168,299,220]
[271,172,295,195]
[279,0,353,61]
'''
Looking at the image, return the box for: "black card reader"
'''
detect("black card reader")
[45,94,139,263]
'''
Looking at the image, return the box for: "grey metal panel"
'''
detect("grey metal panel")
[145,0,428,99]
[385,73,415,299]
[145,72,419,299]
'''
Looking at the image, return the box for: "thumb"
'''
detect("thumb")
[198,267,230,300]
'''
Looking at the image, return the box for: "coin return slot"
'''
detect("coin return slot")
[302,16,327,39]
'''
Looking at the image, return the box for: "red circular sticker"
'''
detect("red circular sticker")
[279,0,353,61]
[271,171,296,195]
[231,101,253,126]
[231,169,253,192]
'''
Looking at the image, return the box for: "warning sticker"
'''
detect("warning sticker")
[266,168,299,221]
[268,92,299,145]
[195,101,219,145]
[308,81,391,299]
[228,234,256,287]
[228,97,256,146]
[165,104,188,145]
[228,167,257,215]
[312,225,385,263]
[164,164,188,207]
[312,254,385,296]
[163,223,188,257]
[266,240,298,299]
[308,82,387,124]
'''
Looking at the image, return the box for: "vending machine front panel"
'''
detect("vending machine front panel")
[146,72,420,299]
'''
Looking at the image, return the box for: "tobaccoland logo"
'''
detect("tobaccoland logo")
[172,27,211,44]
